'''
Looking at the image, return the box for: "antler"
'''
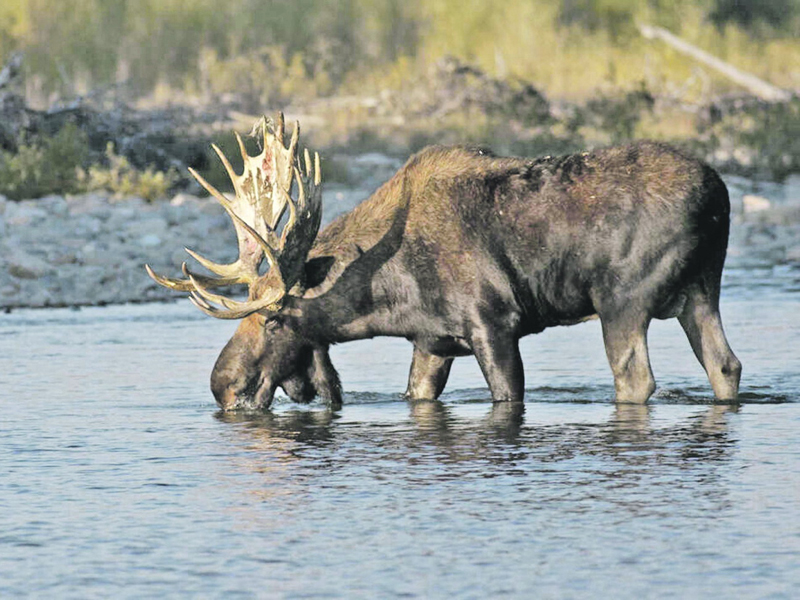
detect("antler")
[146,113,323,319]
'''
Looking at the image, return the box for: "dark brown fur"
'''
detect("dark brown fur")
[210,141,741,410]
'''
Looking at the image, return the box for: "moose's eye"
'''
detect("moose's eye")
[264,319,281,332]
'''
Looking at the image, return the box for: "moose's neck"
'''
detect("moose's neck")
[288,258,407,344]
[286,167,414,344]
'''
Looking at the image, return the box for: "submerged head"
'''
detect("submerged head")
[210,313,341,411]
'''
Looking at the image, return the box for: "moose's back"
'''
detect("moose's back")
[395,141,730,333]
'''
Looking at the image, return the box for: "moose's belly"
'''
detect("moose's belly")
[414,335,473,358]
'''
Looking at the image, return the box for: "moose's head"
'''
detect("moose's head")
[147,114,339,410]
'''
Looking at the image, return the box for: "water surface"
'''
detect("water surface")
[1,265,799,598]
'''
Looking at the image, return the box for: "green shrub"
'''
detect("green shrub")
[79,142,179,201]
[0,122,90,200]
[0,124,180,201]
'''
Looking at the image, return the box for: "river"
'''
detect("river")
[1,250,799,597]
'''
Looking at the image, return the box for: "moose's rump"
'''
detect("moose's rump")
[401,141,730,332]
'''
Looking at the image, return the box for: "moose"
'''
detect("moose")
[147,113,741,410]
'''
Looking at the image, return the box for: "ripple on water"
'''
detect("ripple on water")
[1,289,800,597]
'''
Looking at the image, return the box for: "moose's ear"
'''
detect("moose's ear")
[304,256,336,289]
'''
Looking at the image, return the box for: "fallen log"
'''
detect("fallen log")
[639,24,791,102]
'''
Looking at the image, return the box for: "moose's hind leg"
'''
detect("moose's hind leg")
[600,311,656,403]
[678,287,741,400]
[470,326,525,403]
[404,347,454,400]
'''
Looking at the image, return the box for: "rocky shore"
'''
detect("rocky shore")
[0,165,798,310]
[0,153,402,309]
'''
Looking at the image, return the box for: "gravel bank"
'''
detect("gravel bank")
[0,167,798,310]
[0,186,376,309]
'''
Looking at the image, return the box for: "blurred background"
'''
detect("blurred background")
[0,0,798,200]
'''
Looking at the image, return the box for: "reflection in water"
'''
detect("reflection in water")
[216,407,339,447]
[218,401,740,510]
[603,403,739,473]
[212,409,342,503]
[609,403,738,444]
[209,399,745,553]
[487,401,526,439]
[218,401,739,462]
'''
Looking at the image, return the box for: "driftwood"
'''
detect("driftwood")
[639,25,791,102]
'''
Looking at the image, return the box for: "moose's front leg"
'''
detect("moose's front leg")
[404,346,454,400]
[470,326,525,403]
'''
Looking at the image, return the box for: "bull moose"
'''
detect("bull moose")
[147,113,741,410]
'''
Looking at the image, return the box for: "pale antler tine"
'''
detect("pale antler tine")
[291,165,304,216]
[190,289,283,320]
[181,262,241,288]
[188,167,231,208]
[211,143,239,187]
[281,183,299,247]
[185,246,227,275]
[314,151,321,186]
[145,264,194,291]
[275,112,285,145]
[188,273,246,311]
[189,293,235,319]
[214,197,270,245]
[304,148,312,179]
[189,296,254,320]
[189,291,212,310]
[234,131,249,166]
[185,247,246,280]
[288,120,300,160]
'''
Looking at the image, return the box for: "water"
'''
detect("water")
[1,264,799,598]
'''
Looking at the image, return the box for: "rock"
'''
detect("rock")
[785,245,800,263]
[6,248,53,279]
[74,215,103,236]
[397,55,551,124]
[170,193,202,207]
[1,282,20,299]
[67,192,113,216]
[105,205,139,231]
[138,233,162,247]
[38,195,69,218]
[124,215,169,240]
[163,203,197,226]
[743,194,771,213]
[784,174,800,204]
[50,251,79,266]
[80,241,125,267]
[4,201,48,226]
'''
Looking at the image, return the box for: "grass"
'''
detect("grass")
[1,0,797,107]
[0,0,798,198]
